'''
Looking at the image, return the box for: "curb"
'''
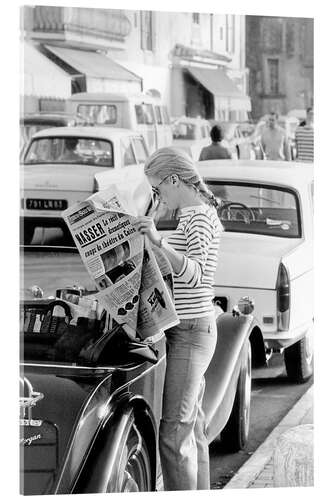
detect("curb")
[224,384,313,489]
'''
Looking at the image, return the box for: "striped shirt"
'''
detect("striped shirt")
[167,205,223,319]
[295,125,314,162]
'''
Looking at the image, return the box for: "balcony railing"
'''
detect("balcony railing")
[24,6,131,43]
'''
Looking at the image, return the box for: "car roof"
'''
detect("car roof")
[29,126,142,140]
[197,160,313,187]
[68,92,157,103]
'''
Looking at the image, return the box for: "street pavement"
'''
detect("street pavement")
[224,384,313,489]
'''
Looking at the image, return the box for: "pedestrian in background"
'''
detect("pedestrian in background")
[295,107,314,162]
[260,111,291,161]
[134,147,223,491]
[199,124,231,161]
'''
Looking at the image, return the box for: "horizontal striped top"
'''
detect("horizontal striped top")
[295,125,314,162]
[167,204,223,319]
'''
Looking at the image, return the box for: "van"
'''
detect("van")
[66,92,173,154]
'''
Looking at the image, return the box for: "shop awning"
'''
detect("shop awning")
[45,45,142,93]
[22,42,71,99]
[187,67,251,111]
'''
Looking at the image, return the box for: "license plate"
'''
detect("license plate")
[25,199,68,211]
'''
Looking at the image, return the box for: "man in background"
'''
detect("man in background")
[199,125,231,161]
[260,112,291,161]
[295,107,314,162]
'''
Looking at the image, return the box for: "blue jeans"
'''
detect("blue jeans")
[159,314,217,491]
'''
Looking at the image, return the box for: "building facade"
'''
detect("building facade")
[246,16,314,120]
[21,6,251,121]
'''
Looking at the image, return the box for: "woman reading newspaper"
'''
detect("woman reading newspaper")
[133,147,222,491]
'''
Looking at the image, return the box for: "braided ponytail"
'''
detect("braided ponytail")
[194,180,220,209]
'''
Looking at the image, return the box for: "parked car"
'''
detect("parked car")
[66,92,173,153]
[156,160,314,384]
[210,121,256,160]
[20,112,91,155]
[21,126,150,244]
[20,178,256,494]
[171,116,211,160]
[252,115,299,160]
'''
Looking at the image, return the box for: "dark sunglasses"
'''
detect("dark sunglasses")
[151,175,171,197]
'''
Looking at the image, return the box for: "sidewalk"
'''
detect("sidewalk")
[224,384,313,489]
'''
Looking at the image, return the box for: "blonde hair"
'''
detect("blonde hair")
[144,147,219,208]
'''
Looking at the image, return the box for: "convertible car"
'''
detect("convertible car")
[20,189,257,495]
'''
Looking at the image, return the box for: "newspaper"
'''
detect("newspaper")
[62,183,179,339]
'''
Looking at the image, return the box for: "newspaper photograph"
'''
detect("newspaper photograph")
[62,183,179,339]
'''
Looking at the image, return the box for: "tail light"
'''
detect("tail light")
[276,262,290,331]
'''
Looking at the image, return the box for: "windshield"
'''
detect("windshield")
[24,136,114,167]
[155,182,301,238]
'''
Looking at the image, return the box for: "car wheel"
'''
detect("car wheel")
[109,424,152,492]
[220,339,252,451]
[284,329,313,384]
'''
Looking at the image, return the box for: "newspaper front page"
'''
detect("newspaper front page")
[62,183,179,339]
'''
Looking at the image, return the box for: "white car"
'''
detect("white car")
[171,116,211,160]
[21,126,149,244]
[156,160,314,383]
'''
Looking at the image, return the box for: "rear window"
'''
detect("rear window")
[24,136,114,168]
[77,104,117,125]
[155,182,301,238]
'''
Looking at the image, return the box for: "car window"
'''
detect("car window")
[24,136,114,167]
[132,137,148,163]
[155,182,301,238]
[162,106,171,125]
[154,105,163,125]
[135,104,145,125]
[121,137,137,166]
[143,104,155,125]
[77,104,117,125]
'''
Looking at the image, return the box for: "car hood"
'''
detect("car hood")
[20,366,113,495]
[22,164,106,192]
[215,233,302,289]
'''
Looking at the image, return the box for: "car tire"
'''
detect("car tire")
[220,339,252,451]
[109,424,153,492]
[284,331,313,384]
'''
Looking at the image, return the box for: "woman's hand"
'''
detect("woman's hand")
[133,216,161,246]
